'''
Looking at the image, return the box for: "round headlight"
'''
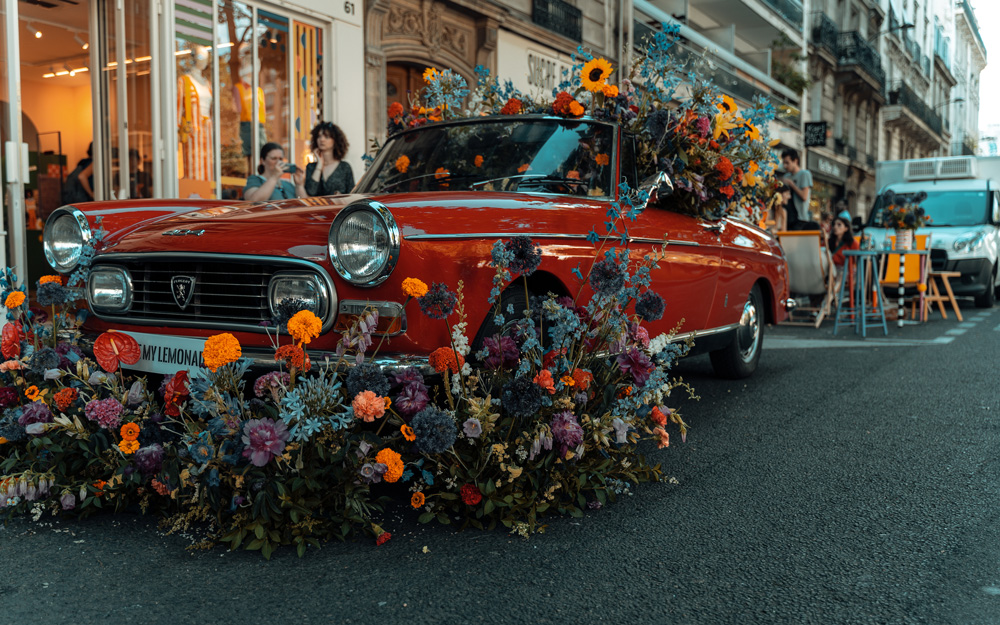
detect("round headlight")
[328,202,400,286]
[43,208,91,273]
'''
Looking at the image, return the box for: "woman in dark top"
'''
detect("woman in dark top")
[304,122,354,196]
[828,213,859,269]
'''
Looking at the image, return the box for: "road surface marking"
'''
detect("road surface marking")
[767,336,955,349]
[959,322,977,328]
[945,328,967,336]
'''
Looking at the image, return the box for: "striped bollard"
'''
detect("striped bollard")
[898,252,905,328]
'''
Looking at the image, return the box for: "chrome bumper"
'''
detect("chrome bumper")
[784,298,798,311]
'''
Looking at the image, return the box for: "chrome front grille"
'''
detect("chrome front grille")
[91,254,333,332]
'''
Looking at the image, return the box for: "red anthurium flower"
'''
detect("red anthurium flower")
[93,331,141,373]
[163,370,190,417]
[1,322,22,359]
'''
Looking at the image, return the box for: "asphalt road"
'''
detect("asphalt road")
[2,304,999,625]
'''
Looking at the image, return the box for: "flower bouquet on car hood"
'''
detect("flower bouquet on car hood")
[376,24,780,224]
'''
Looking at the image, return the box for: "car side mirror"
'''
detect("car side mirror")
[639,171,674,211]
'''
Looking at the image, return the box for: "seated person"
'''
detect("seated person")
[244,142,306,202]
[828,213,859,291]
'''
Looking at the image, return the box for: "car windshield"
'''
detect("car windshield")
[869,190,989,227]
[358,118,615,197]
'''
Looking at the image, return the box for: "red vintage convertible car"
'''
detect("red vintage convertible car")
[43,116,791,378]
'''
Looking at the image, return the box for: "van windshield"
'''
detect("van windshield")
[870,190,988,227]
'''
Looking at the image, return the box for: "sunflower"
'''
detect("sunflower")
[580,58,613,93]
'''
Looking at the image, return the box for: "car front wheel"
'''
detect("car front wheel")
[710,284,764,379]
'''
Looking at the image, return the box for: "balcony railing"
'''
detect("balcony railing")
[811,13,838,57]
[837,31,886,88]
[846,145,858,161]
[834,137,845,155]
[866,154,875,168]
[888,81,943,136]
[762,0,804,30]
[962,137,977,156]
[532,0,582,42]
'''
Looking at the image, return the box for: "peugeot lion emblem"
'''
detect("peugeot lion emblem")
[171,276,196,310]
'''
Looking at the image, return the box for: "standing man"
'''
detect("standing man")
[781,148,814,230]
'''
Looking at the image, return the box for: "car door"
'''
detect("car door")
[618,133,721,333]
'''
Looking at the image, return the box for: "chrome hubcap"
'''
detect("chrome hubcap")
[737,296,760,362]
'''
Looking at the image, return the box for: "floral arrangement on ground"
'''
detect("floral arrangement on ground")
[0,213,694,557]
[376,24,779,223]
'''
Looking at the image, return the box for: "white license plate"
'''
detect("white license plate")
[121,331,211,376]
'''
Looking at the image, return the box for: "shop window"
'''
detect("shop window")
[258,11,290,167]
[218,0,255,200]
[292,22,323,169]
[176,0,216,199]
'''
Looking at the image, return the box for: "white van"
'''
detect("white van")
[867,156,1000,308]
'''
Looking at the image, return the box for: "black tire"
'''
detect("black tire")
[710,284,764,379]
[974,265,997,308]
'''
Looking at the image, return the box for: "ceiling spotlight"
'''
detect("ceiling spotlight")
[65,64,76,77]
[26,21,41,38]
[74,33,89,50]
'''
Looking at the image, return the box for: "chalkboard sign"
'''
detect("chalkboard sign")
[804,122,828,147]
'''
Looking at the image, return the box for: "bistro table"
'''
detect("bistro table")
[834,249,887,337]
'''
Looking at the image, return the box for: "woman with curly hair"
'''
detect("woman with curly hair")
[304,121,355,197]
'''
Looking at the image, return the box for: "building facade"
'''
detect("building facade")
[950,0,986,156]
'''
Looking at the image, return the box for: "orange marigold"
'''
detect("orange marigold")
[387,101,404,119]
[411,491,426,508]
[93,480,107,496]
[396,155,410,173]
[275,344,309,371]
[517,163,530,173]
[533,369,556,394]
[474,155,484,168]
[202,333,242,372]
[352,390,386,422]
[602,84,619,98]
[500,98,522,115]
[428,347,465,374]
[39,275,62,285]
[650,406,668,426]
[118,439,140,455]
[571,368,593,390]
[714,156,734,181]
[120,422,141,441]
[401,424,416,442]
[375,448,404,483]
[568,101,585,117]
[53,387,78,411]
[434,167,450,180]
[595,153,610,166]
[719,185,735,199]
[4,291,24,309]
[287,309,322,345]
[560,375,575,387]
[25,385,40,402]
[402,277,429,298]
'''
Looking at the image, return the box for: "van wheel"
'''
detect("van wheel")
[974,265,996,308]
[710,284,763,379]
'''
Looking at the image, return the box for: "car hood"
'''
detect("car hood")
[102,191,609,256]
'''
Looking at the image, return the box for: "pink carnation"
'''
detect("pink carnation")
[352,390,386,422]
